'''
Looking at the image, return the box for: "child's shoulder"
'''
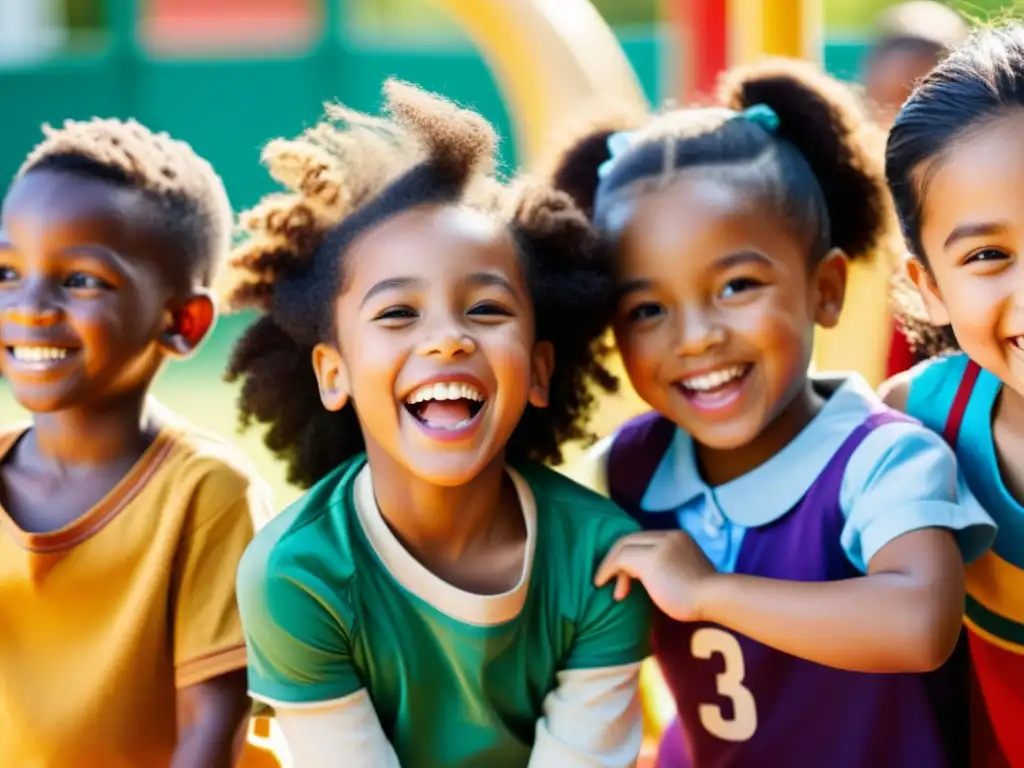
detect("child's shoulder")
[878,353,971,429]
[239,459,360,593]
[155,407,276,527]
[517,461,641,552]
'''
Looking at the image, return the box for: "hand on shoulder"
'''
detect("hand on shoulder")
[594,528,718,622]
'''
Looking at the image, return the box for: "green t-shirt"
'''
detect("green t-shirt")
[237,455,651,768]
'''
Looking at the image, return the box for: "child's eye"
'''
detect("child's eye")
[374,306,418,322]
[0,267,20,283]
[719,277,764,298]
[627,302,665,323]
[65,273,111,290]
[468,302,512,318]
[964,248,1010,264]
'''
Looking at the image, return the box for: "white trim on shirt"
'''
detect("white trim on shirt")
[352,464,537,626]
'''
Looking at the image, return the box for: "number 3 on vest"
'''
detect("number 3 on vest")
[692,627,758,742]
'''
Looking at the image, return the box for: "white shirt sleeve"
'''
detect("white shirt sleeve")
[528,662,644,768]
[273,689,401,768]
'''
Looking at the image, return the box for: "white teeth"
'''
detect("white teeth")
[405,381,485,405]
[10,346,70,363]
[680,366,746,392]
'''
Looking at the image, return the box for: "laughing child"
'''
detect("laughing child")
[555,60,995,767]
[0,119,270,765]
[228,81,652,768]
[882,23,1024,764]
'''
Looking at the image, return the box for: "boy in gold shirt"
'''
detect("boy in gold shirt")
[0,118,270,766]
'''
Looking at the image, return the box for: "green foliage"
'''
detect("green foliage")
[63,0,104,31]
[826,0,1017,30]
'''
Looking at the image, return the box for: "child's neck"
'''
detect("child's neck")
[27,390,156,469]
[365,446,524,568]
[696,378,823,487]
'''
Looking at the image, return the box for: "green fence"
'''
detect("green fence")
[0,0,871,503]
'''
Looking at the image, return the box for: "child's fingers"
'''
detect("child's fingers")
[595,541,655,588]
[614,573,632,601]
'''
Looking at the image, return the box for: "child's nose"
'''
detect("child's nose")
[674,306,726,357]
[416,328,476,359]
[4,278,62,327]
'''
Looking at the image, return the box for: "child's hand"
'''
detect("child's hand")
[595,530,718,622]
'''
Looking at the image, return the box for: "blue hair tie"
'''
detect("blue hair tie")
[597,130,636,179]
[596,105,777,183]
[739,104,780,133]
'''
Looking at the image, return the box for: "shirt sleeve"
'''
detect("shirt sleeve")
[529,663,644,768]
[173,476,263,688]
[565,519,652,671]
[236,531,364,706]
[839,421,998,573]
[274,690,401,768]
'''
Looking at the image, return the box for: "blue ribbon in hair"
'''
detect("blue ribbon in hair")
[597,103,780,180]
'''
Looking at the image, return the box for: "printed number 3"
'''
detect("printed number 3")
[691,627,757,742]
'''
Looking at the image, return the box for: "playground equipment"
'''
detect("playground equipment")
[432,0,650,170]
[666,0,823,100]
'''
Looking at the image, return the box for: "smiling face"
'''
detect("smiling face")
[910,110,1024,395]
[0,168,209,414]
[613,173,845,450]
[312,204,553,487]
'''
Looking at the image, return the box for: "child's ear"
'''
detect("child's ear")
[528,341,555,409]
[812,248,848,330]
[312,342,350,412]
[906,256,951,327]
[160,292,215,358]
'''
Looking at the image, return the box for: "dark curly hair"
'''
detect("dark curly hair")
[886,24,1024,359]
[15,118,232,287]
[222,80,617,489]
[549,59,895,270]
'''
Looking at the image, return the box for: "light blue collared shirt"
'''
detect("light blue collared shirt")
[635,374,996,574]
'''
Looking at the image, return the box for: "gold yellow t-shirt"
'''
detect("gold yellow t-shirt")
[0,416,272,768]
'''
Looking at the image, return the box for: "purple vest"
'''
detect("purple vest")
[609,411,969,768]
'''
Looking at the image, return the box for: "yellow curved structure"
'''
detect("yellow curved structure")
[429,0,649,171]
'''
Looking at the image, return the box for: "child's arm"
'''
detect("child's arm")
[529,521,652,767]
[530,664,644,767]
[171,472,264,765]
[237,530,400,768]
[596,426,995,674]
[272,694,400,768]
[172,671,250,768]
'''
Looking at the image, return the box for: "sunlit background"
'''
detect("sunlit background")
[0,0,1016,509]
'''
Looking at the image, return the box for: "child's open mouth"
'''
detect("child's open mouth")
[676,364,753,413]
[403,381,487,440]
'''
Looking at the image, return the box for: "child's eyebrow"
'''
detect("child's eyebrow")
[715,251,772,270]
[361,276,423,307]
[943,221,1008,251]
[616,278,653,298]
[464,272,516,295]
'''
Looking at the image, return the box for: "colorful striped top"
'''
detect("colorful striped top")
[906,353,1024,765]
